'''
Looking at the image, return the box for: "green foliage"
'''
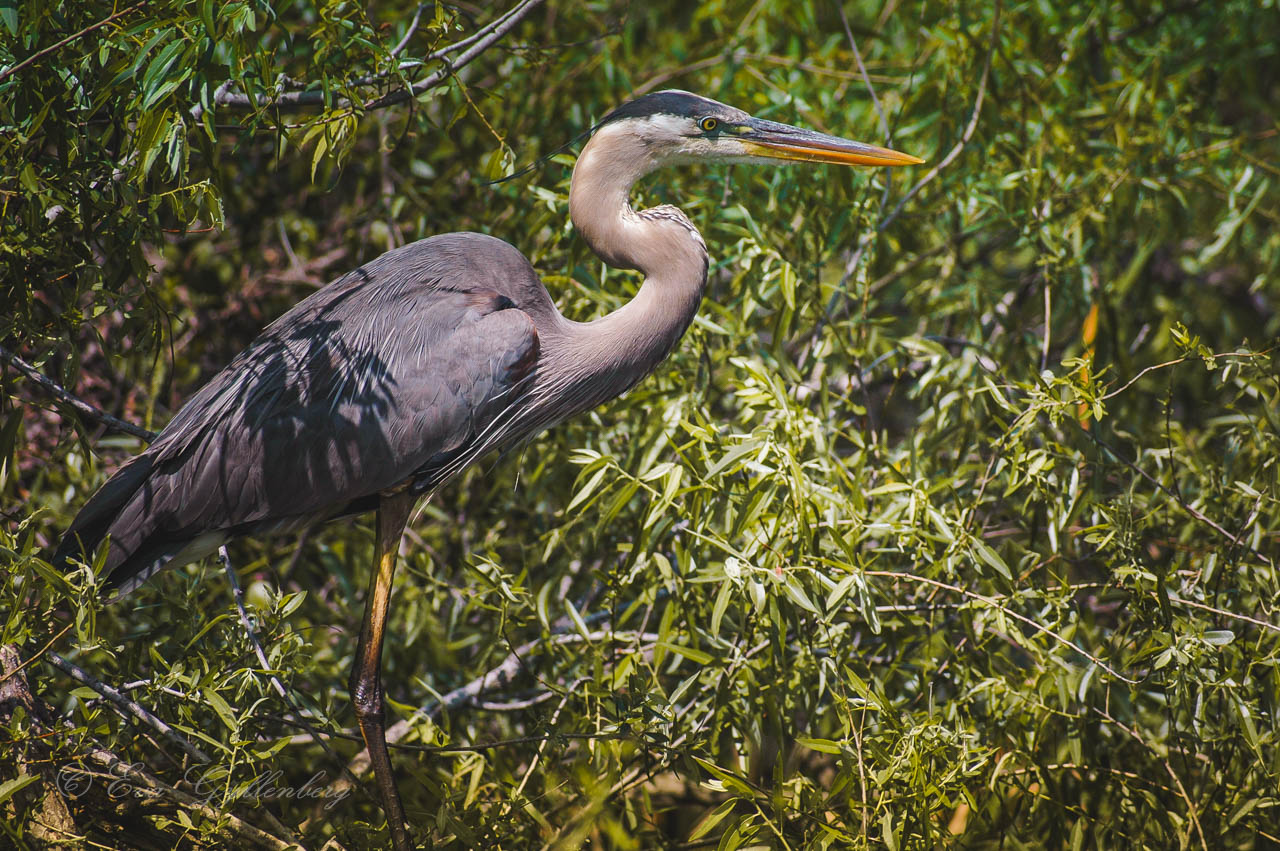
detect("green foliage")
[3,0,1279,848]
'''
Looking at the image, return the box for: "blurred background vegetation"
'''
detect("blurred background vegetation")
[2,0,1278,847]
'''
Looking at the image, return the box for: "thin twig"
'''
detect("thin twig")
[423,0,536,62]
[836,4,896,281]
[864,570,1139,684]
[208,0,543,112]
[475,691,558,711]
[1040,278,1052,372]
[808,2,1001,358]
[418,630,659,722]
[0,2,147,83]
[218,547,288,700]
[1081,428,1275,569]
[0,345,156,441]
[70,741,300,849]
[363,0,543,111]
[1093,706,1208,851]
[390,3,428,58]
[1176,128,1277,162]
[1100,350,1270,400]
[511,677,584,803]
[836,7,890,143]
[215,547,370,811]
[330,630,658,797]
[46,652,211,764]
[271,715,620,754]
[1164,595,1280,635]
[876,0,1001,237]
[0,622,73,685]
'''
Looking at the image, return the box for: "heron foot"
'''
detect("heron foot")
[351,675,412,851]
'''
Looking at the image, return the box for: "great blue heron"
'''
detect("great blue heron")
[57,90,920,848]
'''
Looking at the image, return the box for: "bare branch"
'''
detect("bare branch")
[362,0,544,111]
[206,0,544,113]
[328,630,658,800]
[7,643,299,848]
[510,677,584,804]
[1080,428,1275,569]
[215,546,369,810]
[876,0,1000,234]
[796,2,1003,364]
[424,0,540,62]
[390,3,428,59]
[421,630,658,719]
[1100,350,1270,400]
[865,570,1139,684]
[0,622,73,686]
[218,547,288,700]
[0,2,147,84]
[1163,594,1280,635]
[0,344,155,441]
[835,7,890,145]
[45,652,211,764]
[1093,705,1208,851]
[475,691,558,711]
[75,743,300,849]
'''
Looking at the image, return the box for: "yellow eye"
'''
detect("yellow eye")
[699,117,719,133]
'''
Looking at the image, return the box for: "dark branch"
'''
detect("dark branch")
[46,652,211,764]
[1079,426,1276,569]
[208,0,544,113]
[218,547,287,700]
[0,344,156,441]
[0,2,148,84]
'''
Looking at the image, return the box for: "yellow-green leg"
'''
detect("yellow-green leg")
[349,491,414,851]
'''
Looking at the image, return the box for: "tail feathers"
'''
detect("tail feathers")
[55,453,177,595]
[55,454,154,572]
[104,532,227,600]
[57,453,231,598]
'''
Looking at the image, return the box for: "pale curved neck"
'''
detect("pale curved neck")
[547,123,709,408]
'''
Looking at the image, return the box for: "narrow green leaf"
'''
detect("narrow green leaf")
[657,641,712,666]
[795,736,842,755]
[566,465,610,512]
[705,441,759,479]
[202,688,238,732]
[710,580,732,636]
[0,773,39,806]
[782,578,819,614]
[0,1,17,37]
[973,540,1012,580]
[882,811,898,851]
[689,799,736,842]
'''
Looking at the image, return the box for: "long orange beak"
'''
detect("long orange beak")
[740,117,923,167]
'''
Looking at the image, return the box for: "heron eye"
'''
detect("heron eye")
[699,117,719,133]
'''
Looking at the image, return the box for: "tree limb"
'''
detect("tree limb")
[326,630,658,802]
[1078,427,1275,569]
[0,344,156,441]
[45,652,211,764]
[207,0,544,113]
[0,2,148,84]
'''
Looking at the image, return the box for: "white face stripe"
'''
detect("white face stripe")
[641,112,699,137]
[600,113,754,164]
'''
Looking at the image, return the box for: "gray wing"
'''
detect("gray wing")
[57,235,541,592]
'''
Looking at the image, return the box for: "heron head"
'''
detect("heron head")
[596,89,923,169]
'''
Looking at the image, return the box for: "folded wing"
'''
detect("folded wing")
[57,236,540,595]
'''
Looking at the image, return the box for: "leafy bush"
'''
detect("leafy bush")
[2,0,1277,848]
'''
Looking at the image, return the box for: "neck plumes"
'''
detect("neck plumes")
[555,122,709,406]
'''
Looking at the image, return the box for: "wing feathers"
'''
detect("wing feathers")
[59,235,543,593]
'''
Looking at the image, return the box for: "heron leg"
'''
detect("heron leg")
[349,490,415,851]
